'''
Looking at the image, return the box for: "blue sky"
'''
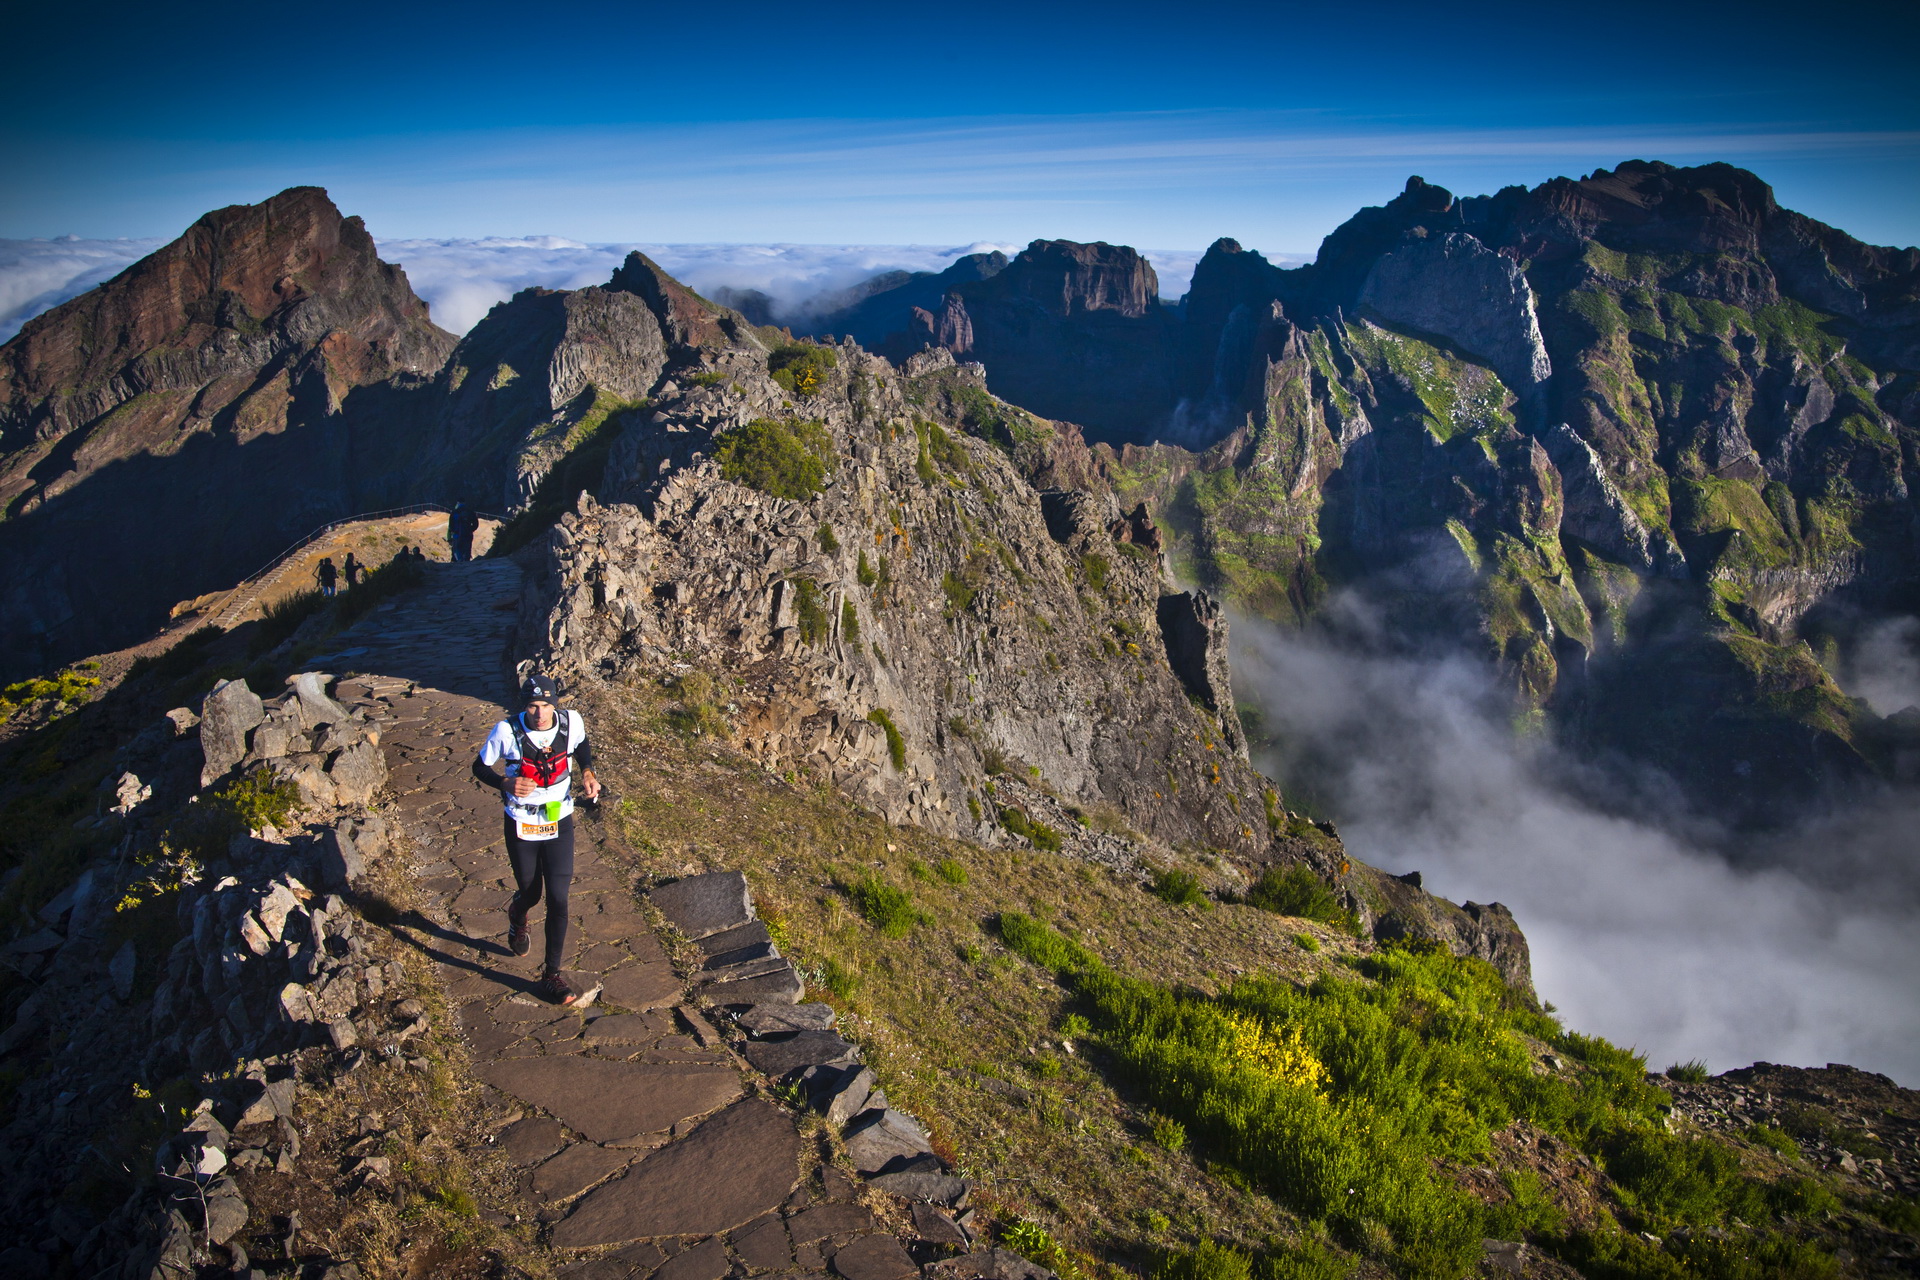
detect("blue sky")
[3,0,1917,251]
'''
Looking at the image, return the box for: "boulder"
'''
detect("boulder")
[318,823,363,891]
[325,740,386,806]
[842,1108,934,1175]
[200,679,265,785]
[286,671,353,729]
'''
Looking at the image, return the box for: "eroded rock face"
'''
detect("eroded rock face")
[1357,230,1552,417]
[522,340,1275,863]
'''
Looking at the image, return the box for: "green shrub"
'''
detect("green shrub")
[856,550,878,587]
[1293,932,1320,953]
[126,625,222,683]
[1082,554,1110,592]
[1149,868,1209,908]
[934,857,968,886]
[1156,1241,1249,1280]
[867,709,906,770]
[840,599,860,642]
[998,913,1693,1279]
[1148,1111,1188,1151]
[820,956,861,999]
[714,418,835,499]
[0,668,102,724]
[1602,1128,1767,1226]
[688,370,726,387]
[666,670,729,738]
[791,578,828,645]
[1746,1123,1797,1157]
[1000,807,1061,851]
[941,571,977,615]
[1247,864,1358,934]
[816,522,840,553]
[768,343,836,396]
[1257,1238,1354,1280]
[845,873,925,937]
[1666,1059,1710,1083]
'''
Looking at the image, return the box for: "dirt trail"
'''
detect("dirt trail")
[328,560,924,1278]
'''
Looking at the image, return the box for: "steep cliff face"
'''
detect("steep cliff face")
[1055,163,1917,825]
[0,188,458,677]
[811,241,1177,441]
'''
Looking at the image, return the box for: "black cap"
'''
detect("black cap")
[522,673,561,704]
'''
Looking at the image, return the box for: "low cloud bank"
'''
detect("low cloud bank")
[0,236,161,341]
[1232,615,1920,1085]
[1,235,1283,341]
[332,239,1037,335]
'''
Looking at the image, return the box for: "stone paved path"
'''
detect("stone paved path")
[320,560,949,1279]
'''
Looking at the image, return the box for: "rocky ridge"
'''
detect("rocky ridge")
[828,161,1920,826]
[510,316,1532,986]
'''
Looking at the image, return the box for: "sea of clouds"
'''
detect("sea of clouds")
[1234,603,1920,1085]
[0,236,1251,341]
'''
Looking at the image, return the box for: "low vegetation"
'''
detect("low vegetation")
[714,417,836,499]
[768,342,837,397]
[1245,865,1358,935]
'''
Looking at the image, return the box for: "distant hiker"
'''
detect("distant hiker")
[471,674,600,1004]
[343,552,363,588]
[449,502,478,562]
[316,556,338,598]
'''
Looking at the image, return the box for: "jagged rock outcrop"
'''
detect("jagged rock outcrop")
[492,262,1528,976]
[810,241,1176,441]
[1356,230,1552,418]
[0,187,459,678]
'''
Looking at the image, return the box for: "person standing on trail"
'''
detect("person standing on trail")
[316,556,338,598]
[343,553,362,589]
[471,674,600,1004]
[449,502,477,562]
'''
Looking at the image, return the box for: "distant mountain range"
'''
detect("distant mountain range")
[3,164,1916,827]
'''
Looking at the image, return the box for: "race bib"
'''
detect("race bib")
[517,820,560,841]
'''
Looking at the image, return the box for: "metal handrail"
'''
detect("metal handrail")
[203,502,508,628]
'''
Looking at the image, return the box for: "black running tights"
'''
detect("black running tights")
[503,815,574,972]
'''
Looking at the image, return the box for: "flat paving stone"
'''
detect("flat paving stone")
[478,1058,742,1144]
[787,1203,877,1243]
[657,1236,730,1280]
[830,1234,917,1280]
[532,1142,636,1204]
[499,1116,568,1165]
[733,1216,794,1270]
[649,872,753,939]
[552,1099,802,1247]
[582,1012,674,1046]
[600,962,681,1011]
[492,995,578,1024]
[460,1003,527,1056]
